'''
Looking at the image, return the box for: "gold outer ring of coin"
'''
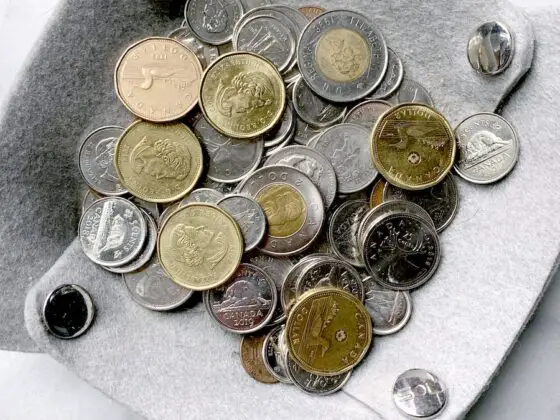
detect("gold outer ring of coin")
[198,51,286,139]
[298,6,326,20]
[369,178,386,208]
[240,335,278,384]
[157,203,243,291]
[286,287,372,376]
[370,103,456,191]
[114,37,203,122]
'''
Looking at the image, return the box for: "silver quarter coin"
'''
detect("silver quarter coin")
[369,48,404,99]
[79,197,147,267]
[297,9,388,103]
[389,78,434,106]
[454,112,519,184]
[78,126,127,196]
[130,197,161,223]
[236,165,325,256]
[217,194,266,252]
[203,263,277,334]
[292,77,346,128]
[264,145,337,209]
[280,254,326,312]
[168,27,220,69]
[362,276,412,335]
[284,353,351,395]
[123,256,194,311]
[262,325,291,383]
[328,199,369,267]
[311,123,377,194]
[467,21,514,75]
[193,115,264,184]
[82,189,101,214]
[184,0,243,45]
[343,99,392,130]
[264,101,295,148]
[393,369,447,417]
[180,188,225,206]
[293,115,323,145]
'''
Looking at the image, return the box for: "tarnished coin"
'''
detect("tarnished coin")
[184,0,243,45]
[286,287,372,376]
[389,79,434,106]
[467,21,514,76]
[293,116,323,145]
[384,174,459,232]
[328,199,369,267]
[217,194,266,251]
[79,197,147,267]
[240,334,278,384]
[371,103,455,190]
[285,353,351,395]
[298,6,326,20]
[123,256,194,311]
[82,189,101,214]
[369,48,404,99]
[454,112,519,184]
[158,203,243,290]
[362,276,412,335]
[237,165,325,256]
[343,100,391,130]
[168,27,219,69]
[262,325,291,383]
[79,126,127,196]
[199,52,286,138]
[203,263,277,333]
[369,179,386,208]
[264,145,337,208]
[292,77,346,128]
[393,369,447,417]
[264,101,295,148]
[114,121,203,203]
[297,10,388,103]
[311,123,376,194]
[114,37,202,122]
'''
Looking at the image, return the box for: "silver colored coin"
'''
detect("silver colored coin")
[239,0,270,12]
[264,101,295,148]
[343,99,392,130]
[328,199,369,267]
[202,178,239,195]
[203,263,277,334]
[384,174,459,232]
[264,145,337,209]
[292,77,346,128]
[123,256,194,311]
[389,78,434,106]
[265,129,293,157]
[311,123,377,194]
[158,201,181,226]
[293,115,323,145]
[297,9,388,103]
[193,115,264,184]
[283,65,301,84]
[262,325,291,383]
[180,188,225,207]
[268,5,308,34]
[467,21,514,75]
[168,27,220,69]
[280,254,326,312]
[78,126,127,196]
[393,369,447,417]
[130,197,161,223]
[362,276,412,335]
[369,48,404,99]
[237,165,325,256]
[217,194,266,252]
[79,197,146,267]
[184,0,243,45]
[285,353,351,395]
[454,112,519,184]
[82,189,101,214]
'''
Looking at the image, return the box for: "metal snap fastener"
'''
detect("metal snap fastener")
[467,21,514,75]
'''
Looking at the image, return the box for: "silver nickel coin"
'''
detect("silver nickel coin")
[467,21,514,76]
[389,78,434,106]
[217,194,266,252]
[82,189,101,214]
[262,325,291,383]
[343,99,392,130]
[168,27,220,68]
[264,101,295,149]
[285,352,351,395]
[369,48,404,99]
[328,199,369,267]
[180,188,225,207]
[393,369,447,417]
[292,77,346,128]
[184,0,243,45]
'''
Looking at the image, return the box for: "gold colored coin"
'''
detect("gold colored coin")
[369,179,386,208]
[157,203,243,291]
[371,103,456,190]
[286,287,372,376]
[298,6,326,20]
[255,184,306,238]
[115,37,202,122]
[240,335,278,384]
[114,120,203,203]
[199,52,286,139]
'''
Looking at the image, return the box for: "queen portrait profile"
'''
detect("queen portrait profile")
[215,71,274,117]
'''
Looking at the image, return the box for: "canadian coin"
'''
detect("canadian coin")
[362,276,412,335]
[199,52,286,139]
[82,189,101,214]
[265,131,292,157]
[467,21,514,76]
[454,112,519,184]
[393,369,447,417]
[371,104,455,190]
[114,37,202,122]
[217,194,267,251]
[218,42,234,55]
[240,0,271,12]
[285,353,351,395]
[369,179,385,208]
[114,120,203,203]
[240,334,278,384]
[168,27,220,69]
[292,77,346,128]
[369,48,404,99]
[264,145,337,208]
[184,0,243,45]
[264,101,295,148]
[269,5,309,34]
[328,199,369,267]
[78,126,127,196]
[79,197,147,267]
[286,287,372,376]
[293,115,322,145]
[283,65,301,85]
[262,325,291,383]
[130,197,161,222]
[158,203,243,290]
[203,263,277,333]
[202,179,239,195]
[298,6,326,20]
[343,100,391,130]
[159,201,181,226]
[389,78,434,106]
[280,254,325,312]
[297,10,388,103]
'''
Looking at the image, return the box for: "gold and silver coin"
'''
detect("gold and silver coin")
[240,334,278,384]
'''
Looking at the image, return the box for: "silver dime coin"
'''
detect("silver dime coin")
[293,115,323,145]
[123,256,194,311]
[82,189,101,214]
[236,165,325,256]
[362,276,412,335]
[343,99,392,130]
[454,112,519,184]
[369,48,404,99]
[184,0,243,45]
[180,188,225,207]
[280,254,326,312]
[264,101,295,148]
[311,123,377,194]
[217,194,266,252]
[78,126,127,196]
[193,115,264,184]
[79,197,147,267]
[262,325,291,383]
[264,145,337,209]
[284,353,351,395]
[203,263,277,334]
[297,10,388,103]
[328,199,369,267]
[384,174,459,232]
[292,77,346,128]
[130,197,161,223]
[393,369,447,417]
[389,78,434,106]
[168,27,220,69]
[467,21,514,75]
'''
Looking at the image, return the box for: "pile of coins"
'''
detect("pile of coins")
[73,1,519,414]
